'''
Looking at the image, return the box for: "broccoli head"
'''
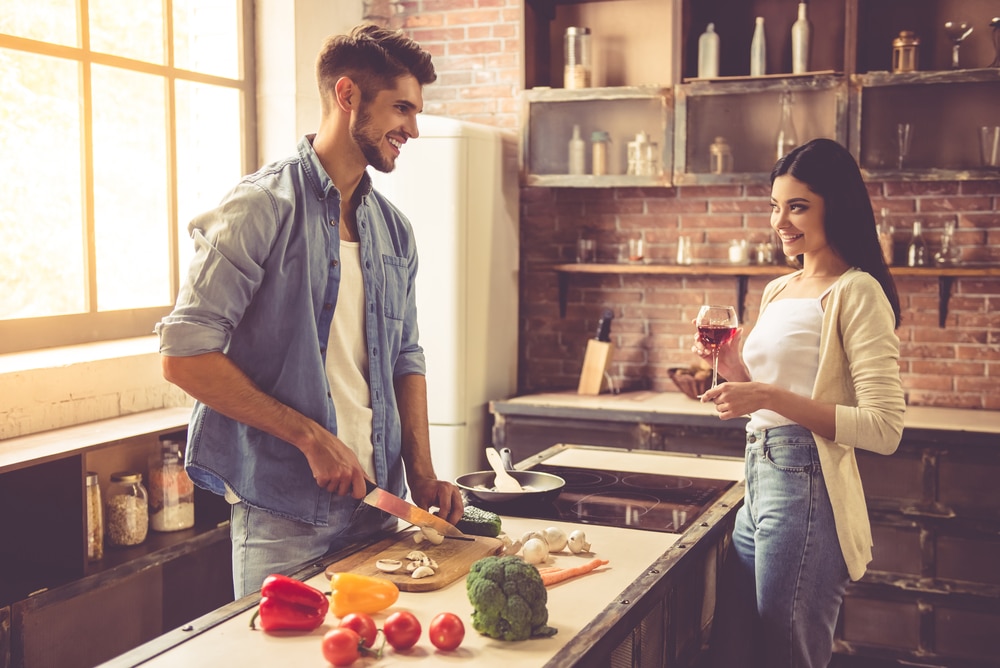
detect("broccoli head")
[466,555,557,641]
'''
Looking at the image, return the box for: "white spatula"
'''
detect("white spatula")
[486,447,522,492]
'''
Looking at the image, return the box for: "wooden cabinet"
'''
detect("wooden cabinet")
[490,393,1000,667]
[0,410,233,668]
[521,0,1000,187]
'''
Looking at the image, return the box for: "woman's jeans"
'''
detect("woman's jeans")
[708,424,850,668]
[230,501,395,598]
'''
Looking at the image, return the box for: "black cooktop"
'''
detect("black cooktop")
[485,464,735,534]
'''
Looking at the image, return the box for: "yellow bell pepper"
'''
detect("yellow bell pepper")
[327,572,400,617]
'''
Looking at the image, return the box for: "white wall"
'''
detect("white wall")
[0,2,363,440]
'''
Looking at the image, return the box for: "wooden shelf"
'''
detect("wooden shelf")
[553,263,1000,325]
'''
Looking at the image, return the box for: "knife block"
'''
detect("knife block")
[577,339,613,395]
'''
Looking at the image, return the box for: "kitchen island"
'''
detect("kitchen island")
[100,446,745,668]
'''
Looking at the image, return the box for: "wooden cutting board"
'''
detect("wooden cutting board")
[324,529,503,592]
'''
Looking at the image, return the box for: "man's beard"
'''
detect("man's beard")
[351,105,395,173]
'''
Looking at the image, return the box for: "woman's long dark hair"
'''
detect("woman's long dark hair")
[772,138,902,328]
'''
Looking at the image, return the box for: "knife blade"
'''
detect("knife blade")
[362,480,470,540]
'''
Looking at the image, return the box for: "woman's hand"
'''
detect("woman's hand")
[700,381,767,420]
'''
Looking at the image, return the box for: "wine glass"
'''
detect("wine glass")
[944,21,973,69]
[897,123,912,170]
[696,304,739,392]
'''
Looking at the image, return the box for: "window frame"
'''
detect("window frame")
[0,0,257,354]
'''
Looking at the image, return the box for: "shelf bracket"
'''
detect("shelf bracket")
[736,275,749,323]
[938,276,954,328]
[558,272,569,318]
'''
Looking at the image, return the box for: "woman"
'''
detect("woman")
[698,138,905,667]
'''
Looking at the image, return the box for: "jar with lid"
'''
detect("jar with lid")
[709,136,733,174]
[563,27,592,89]
[591,131,610,175]
[149,437,196,532]
[105,471,149,547]
[86,472,104,561]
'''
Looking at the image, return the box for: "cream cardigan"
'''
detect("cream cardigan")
[759,268,905,581]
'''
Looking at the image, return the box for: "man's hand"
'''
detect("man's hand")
[408,476,464,526]
[300,426,368,498]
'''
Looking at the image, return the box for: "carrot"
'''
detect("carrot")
[539,558,609,587]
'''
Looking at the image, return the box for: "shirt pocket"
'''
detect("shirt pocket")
[381,254,409,321]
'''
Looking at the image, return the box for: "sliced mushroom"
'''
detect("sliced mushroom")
[411,565,435,579]
[405,550,428,561]
[375,559,403,573]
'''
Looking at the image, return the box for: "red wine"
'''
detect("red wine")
[698,325,736,349]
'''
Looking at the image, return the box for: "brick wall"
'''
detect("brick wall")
[395,2,1000,410]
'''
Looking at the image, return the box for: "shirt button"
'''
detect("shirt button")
[330,220,336,226]
[331,260,338,267]
[748,434,757,443]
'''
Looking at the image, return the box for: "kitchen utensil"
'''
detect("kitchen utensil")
[486,447,523,492]
[362,480,467,539]
[324,529,502,592]
[455,469,566,504]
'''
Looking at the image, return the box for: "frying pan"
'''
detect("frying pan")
[455,469,565,504]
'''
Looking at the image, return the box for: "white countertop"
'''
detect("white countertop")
[114,450,743,668]
[497,391,1000,435]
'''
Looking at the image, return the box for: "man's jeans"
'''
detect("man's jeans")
[230,501,395,598]
[709,424,850,668]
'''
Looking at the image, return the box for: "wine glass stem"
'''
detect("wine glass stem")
[952,43,960,69]
[711,350,720,389]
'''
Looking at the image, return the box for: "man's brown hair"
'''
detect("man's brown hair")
[316,24,436,114]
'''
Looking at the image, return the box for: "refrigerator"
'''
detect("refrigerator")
[369,115,520,483]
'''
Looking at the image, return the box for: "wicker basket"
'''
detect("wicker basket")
[667,366,715,400]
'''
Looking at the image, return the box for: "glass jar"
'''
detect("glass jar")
[563,27,592,89]
[148,438,196,532]
[86,472,104,561]
[709,136,733,174]
[105,471,148,547]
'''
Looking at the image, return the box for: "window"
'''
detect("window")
[0,0,254,354]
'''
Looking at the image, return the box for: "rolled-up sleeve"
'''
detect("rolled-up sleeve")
[157,183,278,357]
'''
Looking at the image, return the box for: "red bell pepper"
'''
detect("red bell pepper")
[249,573,330,632]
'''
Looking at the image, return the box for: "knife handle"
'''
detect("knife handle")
[364,478,377,495]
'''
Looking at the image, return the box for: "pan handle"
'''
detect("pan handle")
[499,447,515,471]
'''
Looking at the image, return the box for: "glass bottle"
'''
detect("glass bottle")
[934,218,962,266]
[776,91,798,161]
[568,124,586,175]
[564,27,592,89]
[750,16,766,76]
[878,207,895,265]
[591,131,610,176]
[791,3,811,74]
[710,136,734,174]
[698,23,720,78]
[105,471,149,547]
[149,438,196,532]
[906,220,928,267]
[86,472,104,561]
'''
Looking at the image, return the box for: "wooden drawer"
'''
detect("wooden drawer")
[935,606,1000,662]
[839,596,920,651]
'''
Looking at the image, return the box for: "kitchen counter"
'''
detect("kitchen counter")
[495,390,1000,434]
[100,447,746,668]
[491,391,1000,461]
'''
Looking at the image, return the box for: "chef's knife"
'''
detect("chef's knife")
[362,480,470,540]
[595,308,614,342]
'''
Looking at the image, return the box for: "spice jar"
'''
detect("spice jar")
[591,131,610,175]
[148,438,196,532]
[564,27,592,89]
[709,136,734,174]
[105,471,149,547]
[86,472,104,561]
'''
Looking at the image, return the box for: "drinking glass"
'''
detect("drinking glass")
[695,304,739,391]
[980,126,1000,169]
[897,123,912,169]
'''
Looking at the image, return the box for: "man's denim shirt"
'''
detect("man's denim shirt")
[156,136,425,526]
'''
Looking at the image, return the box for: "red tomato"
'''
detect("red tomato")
[321,627,361,667]
[428,612,465,651]
[383,610,421,651]
[339,612,377,648]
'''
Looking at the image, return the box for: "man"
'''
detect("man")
[156,24,463,598]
